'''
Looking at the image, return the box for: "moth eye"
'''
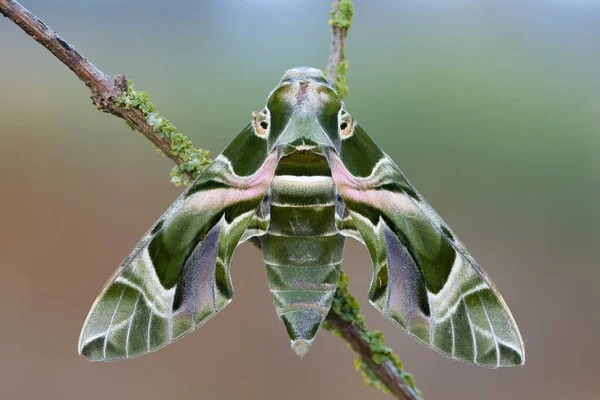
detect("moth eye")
[253,108,270,138]
[338,110,354,139]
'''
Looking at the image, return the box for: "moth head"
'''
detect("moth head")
[260,67,346,152]
[273,67,338,109]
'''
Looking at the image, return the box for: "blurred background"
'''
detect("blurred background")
[1,0,599,399]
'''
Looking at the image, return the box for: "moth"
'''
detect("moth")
[79,67,524,368]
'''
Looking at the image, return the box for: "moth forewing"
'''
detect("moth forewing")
[78,125,279,361]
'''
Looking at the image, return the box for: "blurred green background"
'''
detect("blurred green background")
[1,0,599,399]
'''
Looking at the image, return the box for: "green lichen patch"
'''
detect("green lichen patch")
[324,271,363,328]
[324,271,421,397]
[330,0,354,30]
[116,80,211,186]
[333,60,350,98]
[326,0,354,98]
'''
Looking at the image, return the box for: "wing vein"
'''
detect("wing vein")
[460,292,478,364]
[103,286,126,360]
[125,293,141,358]
[478,292,500,368]
[147,312,153,352]
[428,293,435,346]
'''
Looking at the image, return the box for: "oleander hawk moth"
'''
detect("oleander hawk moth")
[78,67,524,368]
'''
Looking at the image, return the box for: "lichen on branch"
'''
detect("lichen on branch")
[115,81,211,186]
[330,0,354,29]
[325,0,354,97]
[324,272,422,399]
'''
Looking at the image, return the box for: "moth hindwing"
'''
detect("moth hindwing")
[79,67,524,368]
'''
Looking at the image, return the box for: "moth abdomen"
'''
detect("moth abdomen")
[260,157,345,356]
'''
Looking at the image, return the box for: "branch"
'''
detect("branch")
[0,0,210,184]
[323,272,421,400]
[327,314,420,399]
[325,0,354,97]
[1,0,421,398]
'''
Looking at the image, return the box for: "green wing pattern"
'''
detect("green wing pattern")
[78,125,278,361]
[79,67,524,366]
[327,124,525,368]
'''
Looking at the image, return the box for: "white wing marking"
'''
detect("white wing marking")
[103,286,126,360]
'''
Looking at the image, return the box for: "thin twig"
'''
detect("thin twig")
[325,0,354,97]
[323,272,421,400]
[1,0,420,398]
[0,0,201,179]
[327,313,421,400]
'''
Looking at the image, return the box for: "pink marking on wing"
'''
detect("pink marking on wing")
[223,151,279,189]
[247,151,280,187]
[328,152,417,215]
[190,151,279,211]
